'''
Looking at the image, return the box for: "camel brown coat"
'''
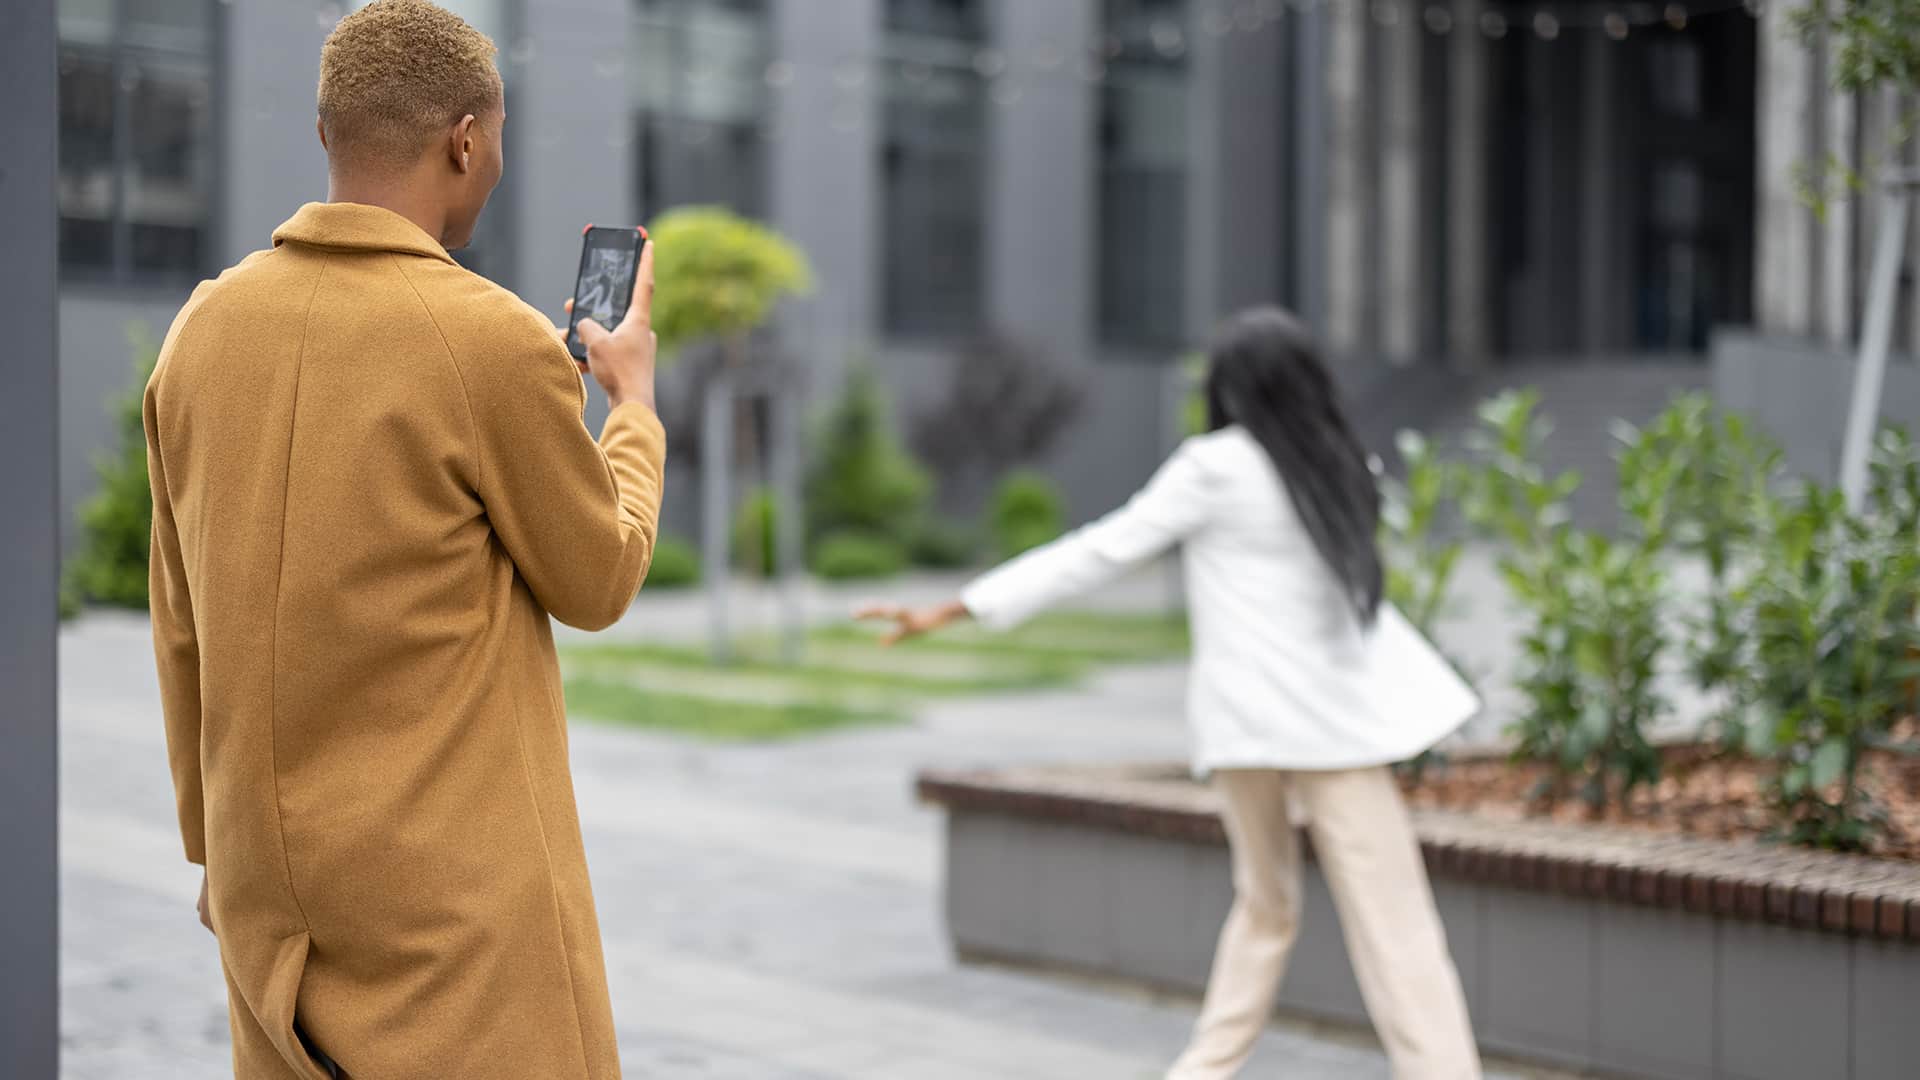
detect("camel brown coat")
[145,202,665,1079]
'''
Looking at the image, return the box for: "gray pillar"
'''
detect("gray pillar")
[1293,8,1329,336]
[1819,58,1856,348]
[1756,5,1817,336]
[770,0,880,387]
[1189,0,1289,328]
[1323,1,1368,354]
[1379,0,1421,360]
[0,1,60,1075]
[221,0,331,264]
[1446,0,1489,363]
[986,0,1097,361]
[515,0,631,432]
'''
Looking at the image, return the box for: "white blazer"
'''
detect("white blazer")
[961,425,1480,774]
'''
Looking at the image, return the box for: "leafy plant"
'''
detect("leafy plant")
[1720,432,1920,851]
[810,531,907,581]
[1379,429,1473,783]
[805,366,931,548]
[731,487,780,577]
[1613,396,1784,723]
[644,206,812,356]
[1461,392,1667,809]
[1787,1,1920,217]
[906,517,979,569]
[64,340,158,615]
[988,470,1066,559]
[1378,430,1468,635]
[645,535,702,589]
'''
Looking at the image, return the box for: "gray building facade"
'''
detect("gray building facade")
[56,0,1317,548]
[60,0,1888,549]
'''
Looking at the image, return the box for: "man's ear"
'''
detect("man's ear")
[450,113,477,174]
[316,116,328,152]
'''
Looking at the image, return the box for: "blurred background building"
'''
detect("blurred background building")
[53,0,1920,543]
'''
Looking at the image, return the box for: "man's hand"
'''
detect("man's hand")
[197,870,214,937]
[570,239,658,412]
[854,600,971,646]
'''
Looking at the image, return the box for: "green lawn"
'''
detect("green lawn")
[559,611,1189,740]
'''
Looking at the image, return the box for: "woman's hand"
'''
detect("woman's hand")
[854,599,971,646]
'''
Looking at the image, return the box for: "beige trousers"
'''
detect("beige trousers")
[1166,767,1481,1080]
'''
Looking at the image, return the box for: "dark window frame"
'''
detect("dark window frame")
[57,0,219,287]
[630,0,773,222]
[878,0,989,342]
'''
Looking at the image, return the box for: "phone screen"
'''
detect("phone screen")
[567,226,645,361]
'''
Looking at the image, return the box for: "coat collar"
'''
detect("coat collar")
[271,202,458,265]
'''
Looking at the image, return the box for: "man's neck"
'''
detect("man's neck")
[325,172,449,247]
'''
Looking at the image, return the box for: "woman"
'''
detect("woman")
[861,307,1483,1079]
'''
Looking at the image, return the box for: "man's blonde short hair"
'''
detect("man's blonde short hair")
[317,0,502,167]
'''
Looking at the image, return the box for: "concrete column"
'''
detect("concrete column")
[1292,8,1329,335]
[1819,43,1856,348]
[1446,0,1489,364]
[1379,0,1421,360]
[769,0,880,386]
[514,0,631,317]
[986,0,1097,362]
[1188,0,1289,330]
[1756,4,1818,336]
[221,0,332,263]
[1323,0,1368,354]
[0,1,60,1074]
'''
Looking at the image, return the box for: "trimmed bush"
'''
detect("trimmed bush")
[906,517,979,569]
[64,344,158,615]
[645,535,701,589]
[806,366,930,547]
[810,531,907,581]
[988,470,1065,559]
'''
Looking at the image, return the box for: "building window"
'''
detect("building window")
[58,0,216,284]
[630,0,772,220]
[880,0,987,339]
[1098,0,1189,348]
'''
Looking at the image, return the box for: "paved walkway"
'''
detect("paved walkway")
[59,580,1568,1078]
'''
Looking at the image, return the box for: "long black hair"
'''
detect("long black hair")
[1204,306,1384,625]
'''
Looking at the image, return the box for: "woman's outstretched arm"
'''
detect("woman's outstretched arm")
[859,440,1215,643]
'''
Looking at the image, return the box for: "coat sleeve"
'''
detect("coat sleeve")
[961,439,1215,631]
[463,317,666,631]
[145,380,206,866]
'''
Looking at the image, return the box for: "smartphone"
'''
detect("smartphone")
[566,224,647,362]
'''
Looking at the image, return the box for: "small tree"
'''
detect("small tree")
[909,334,1085,502]
[805,366,929,546]
[644,207,812,659]
[64,337,158,617]
[1788,1,1920,507]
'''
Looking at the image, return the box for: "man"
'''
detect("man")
[144,2,662,1075]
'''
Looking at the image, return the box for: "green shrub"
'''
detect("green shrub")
[731,487,780,576]
[645,535,702,589]
[805,366,930,546]
[906,517,979,569]
[810,531,906,581]
[64,343,158,614]
[1716,431,1920,852]
[988,469,1066,560]
[1461,391,1666,810]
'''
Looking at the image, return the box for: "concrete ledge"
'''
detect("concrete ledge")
[918,764,1920,1080]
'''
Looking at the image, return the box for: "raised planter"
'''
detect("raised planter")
[918,764,1920,1080]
